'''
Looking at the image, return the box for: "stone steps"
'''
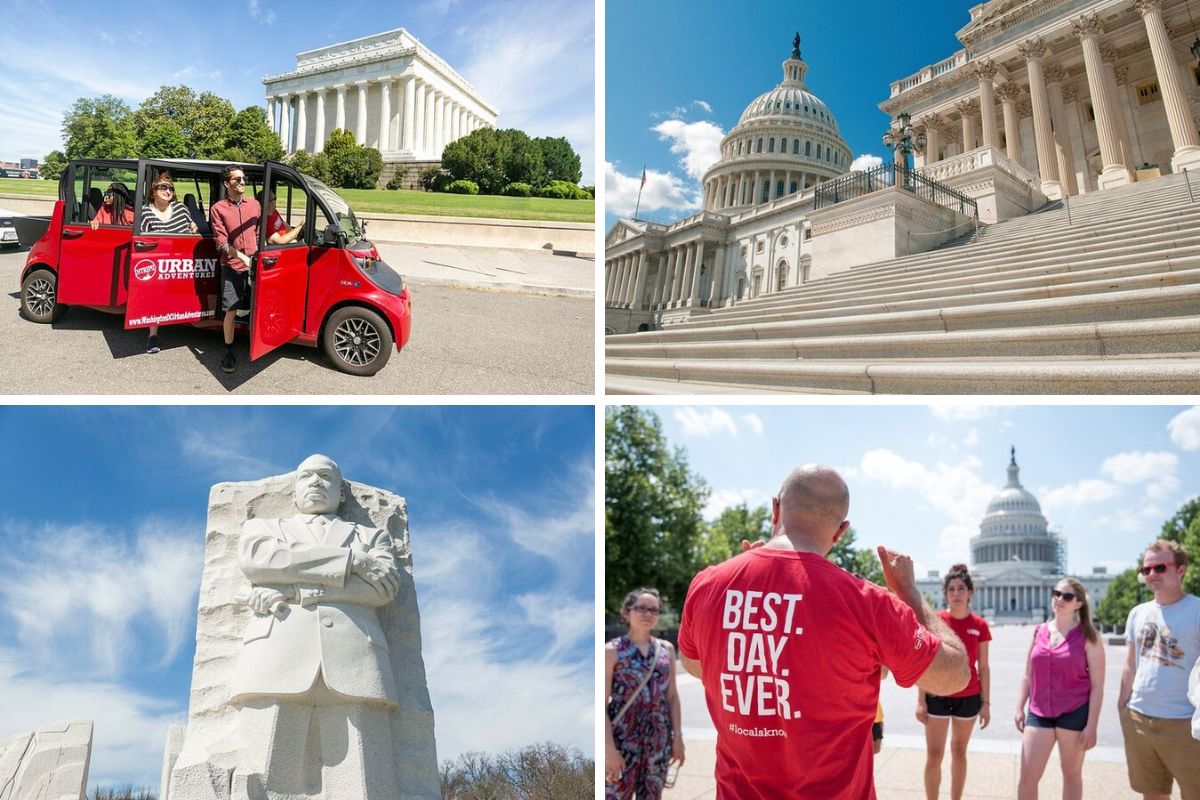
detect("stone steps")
[605,174,1200,394]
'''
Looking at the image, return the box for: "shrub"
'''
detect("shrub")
[502,182,533,197]
[536,180,589,200]
[386,173,405,190]
[446,179,479,195]
[317,129,383,189]
[582,185,596,199]
[285,150,316,174]
[419,165,445,191]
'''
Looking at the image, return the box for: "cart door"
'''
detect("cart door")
[125,161,221,329]
[250,161,313,360]
[57,161,137,307]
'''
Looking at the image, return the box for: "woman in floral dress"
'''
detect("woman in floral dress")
[604,588,685,799]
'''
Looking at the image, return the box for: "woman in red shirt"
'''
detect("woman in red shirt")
[916,564,991,800]
[88,183,134,228]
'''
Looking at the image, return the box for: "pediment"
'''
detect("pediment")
[981,565,1052,582]
[605,219,648,249]
[957,0,1074,47]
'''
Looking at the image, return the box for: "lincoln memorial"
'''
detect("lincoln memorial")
[263,28,498,177]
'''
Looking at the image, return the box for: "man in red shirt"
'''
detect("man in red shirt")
[677,465,969,799]
[209,165,261,374]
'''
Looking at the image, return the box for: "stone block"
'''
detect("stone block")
[0,720,92,800]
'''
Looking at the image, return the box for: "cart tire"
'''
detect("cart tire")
[323,306,393,376]
[20,268,66,323]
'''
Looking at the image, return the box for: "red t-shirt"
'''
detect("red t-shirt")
[938,611,991,698]
[266,210,288,238]
[677,549,941,800]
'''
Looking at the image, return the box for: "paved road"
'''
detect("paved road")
[0,247,594,395]
[676,623,1132,762]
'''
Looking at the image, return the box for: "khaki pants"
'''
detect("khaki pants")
[233,672,397,800]
[1121,706,1200,799]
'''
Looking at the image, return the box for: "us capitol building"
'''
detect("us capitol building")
[604,0,1200,336]
[916,449,1116,620]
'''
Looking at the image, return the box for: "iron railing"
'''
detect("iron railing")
[813,163,978,219]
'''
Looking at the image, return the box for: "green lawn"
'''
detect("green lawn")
[0,178,595,223]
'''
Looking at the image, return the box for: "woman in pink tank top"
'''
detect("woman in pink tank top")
[1013,578,1105,800]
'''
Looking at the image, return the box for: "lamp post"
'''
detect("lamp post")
[883,111,927,188]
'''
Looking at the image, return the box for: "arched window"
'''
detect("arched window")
[792,139,799,155]
[805,141,812,156]
[757,138,764,153]
[768,138,775,153]
[816,144,822,159]
[737,141,743,155]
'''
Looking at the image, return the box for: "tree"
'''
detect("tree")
[695,502,770,567]
[139,119,188,159]
[826,527,884,585]
[441,128,544,194]
[1159,495,1200,596]
[62,95,138,159]
[133,86,234,158]
[225,106,284,163]
[40,150,67,181]
[440,743,592,800]
[1095,567,1142,626]
[533,136,581,185]
[605,406,708,614]
[317,129,383,189]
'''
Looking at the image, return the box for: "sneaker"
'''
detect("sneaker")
[220,350,235,374]
[146,335,160,354]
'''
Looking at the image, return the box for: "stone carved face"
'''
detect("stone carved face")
[294,454,343,514]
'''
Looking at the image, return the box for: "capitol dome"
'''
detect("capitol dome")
[701,34,853,213]
[971,448,1062,576]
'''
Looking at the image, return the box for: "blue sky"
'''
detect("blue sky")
[634,404,1200,579]
[604,0,974,228]
[0,0,594,180]
[0,405,594,790]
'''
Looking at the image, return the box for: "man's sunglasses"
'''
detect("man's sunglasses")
[1139,564,1171,576]
[228,176,246,184]
[1051,589,1076,601]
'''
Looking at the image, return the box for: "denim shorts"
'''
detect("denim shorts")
[1026,701,1088,731]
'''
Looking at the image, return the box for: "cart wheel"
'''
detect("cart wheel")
[323,306,393,376]
[20,268,66,323]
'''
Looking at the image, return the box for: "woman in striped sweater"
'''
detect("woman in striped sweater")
[139,171,198,353]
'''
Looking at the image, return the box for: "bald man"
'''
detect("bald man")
[230,454,404,799]
[677,465,968,800]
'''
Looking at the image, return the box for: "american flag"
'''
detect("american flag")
[640,168,647,189]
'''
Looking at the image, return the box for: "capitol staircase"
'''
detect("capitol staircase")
[605,172,1200,394]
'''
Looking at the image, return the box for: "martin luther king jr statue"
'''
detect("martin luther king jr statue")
[163,454,438,800]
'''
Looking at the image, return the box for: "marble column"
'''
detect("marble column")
[752,172,762,205]
[920,113,943,165]
[1073,14,1133,188]
[975,60,999,148]
[1044,65,1079,195]
[314,90,326,152]
[995,83,1024,162]
[1135,0,1200,171]
[956,98,979,152]
[415,81,427,156]
[442,97,452,150]
[432,92,444,155]
[402,76,416,152]
[688,240,707,305]
[1019,37,1063,199]
[277,94,289,152]
[267,97,276,135]
[425,90,436,157]
[710,244,728,307]
[632,252,649,310]
[673,245,690,305]
[334,85,347,134]
[650,254,666,307]
[1101,44,1137,173]
[603,261,614,303]
[355,83,368,146]
[377,81,391,152]
[295,92,308,153]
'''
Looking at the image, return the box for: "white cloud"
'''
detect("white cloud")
[703,488,770,521]
[674,407,738,438]
[850,154,884,171]
[652,119,725,181]
[1039,479,1121,509]
[0,519,203,676]
[1102,451,1179,484]
[1168,407,1200,451]
[605,161,699,218]
[0,650,183,789]
[929,405,994,423]
[246,0,276,24]
[741,413,765,436]
[694,100,713,113]
[963,428,979,447]
[515,592,593,661]
[472,460,594,566]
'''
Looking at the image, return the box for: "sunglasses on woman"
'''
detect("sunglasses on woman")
[631,605,661,615]
[1051,589,1076,601]
[1139,564,1170,576]
[154,184,174,192]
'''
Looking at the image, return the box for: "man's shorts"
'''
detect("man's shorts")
[1120,706,1200,796]
[222,263,251,313]
[1026,701,1088,731]
[925,692,982,719]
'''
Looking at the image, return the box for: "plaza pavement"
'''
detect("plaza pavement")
[665,623,1183,799]
[374,240,594,297]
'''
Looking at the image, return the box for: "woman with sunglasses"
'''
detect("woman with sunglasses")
[605,588,684,800]
[1014,579,1104,800]
[89,183,133,229]
[138,171,199,353]
[916,564,990,800]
